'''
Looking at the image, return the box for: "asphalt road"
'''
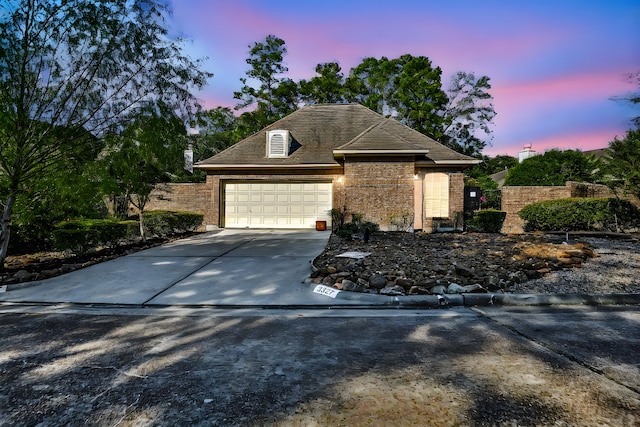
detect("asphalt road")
[0,305,638,426]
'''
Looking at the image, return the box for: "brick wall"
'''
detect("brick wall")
[145,182,211,215]
[500,181,627,234]
[343,159,414,230]
[449,172,465,229]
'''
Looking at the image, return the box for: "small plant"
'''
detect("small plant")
[329,207,347,232]
[389,214,413,231]
[333,211,380,239]
[465,209,507,233]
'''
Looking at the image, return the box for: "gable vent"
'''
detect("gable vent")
[267,130,291,158]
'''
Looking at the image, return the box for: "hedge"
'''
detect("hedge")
[52,219,137,252]
[465,209,507,233]
[53,211,203,253]
[518,198,640,232]
[136,210,203,237]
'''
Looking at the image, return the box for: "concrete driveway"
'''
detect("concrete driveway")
[0,229,337,307]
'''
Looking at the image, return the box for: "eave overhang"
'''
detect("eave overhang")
[333,149,430,158]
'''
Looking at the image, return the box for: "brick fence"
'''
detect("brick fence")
[500,181,628,234]
[144,182,211,216]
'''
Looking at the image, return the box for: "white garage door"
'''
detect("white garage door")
[224,181,332,229]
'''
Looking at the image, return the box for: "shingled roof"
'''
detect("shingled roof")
[196,104,478,169]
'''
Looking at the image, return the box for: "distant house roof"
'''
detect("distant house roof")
[583,148,609,159]
[196,104,479,169]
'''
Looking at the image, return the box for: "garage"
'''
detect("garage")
[223,181,333,229]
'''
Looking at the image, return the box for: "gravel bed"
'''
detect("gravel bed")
[510,237,640,294]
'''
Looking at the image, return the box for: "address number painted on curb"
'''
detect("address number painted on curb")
[313,284,340,298]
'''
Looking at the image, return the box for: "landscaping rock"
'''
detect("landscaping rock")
[341,279,365,293]
[368,274,388,289]
[447,283,465,294]
[312,232,610,296]
[380,285,405,296]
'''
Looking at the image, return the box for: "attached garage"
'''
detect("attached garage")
[223,181,333,229]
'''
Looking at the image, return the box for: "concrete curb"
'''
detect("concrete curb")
[324,288,640,307]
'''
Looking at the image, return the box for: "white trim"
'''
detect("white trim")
[195,163,341,170]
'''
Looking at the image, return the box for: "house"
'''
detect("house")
[195,104,480,231]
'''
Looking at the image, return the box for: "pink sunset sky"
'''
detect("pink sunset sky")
[169,0,639,157]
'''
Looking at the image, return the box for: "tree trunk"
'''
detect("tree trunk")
[0,196,15,270]
[138,209,146,242]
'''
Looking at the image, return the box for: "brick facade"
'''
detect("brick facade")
[343,159,415,229]
[145,166,470,232]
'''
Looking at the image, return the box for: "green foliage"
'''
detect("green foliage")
[334,212,380,239]
[465,209,506,233]
[136,211,203,238]
[233,35,298,134]
[466,155,518,179]
[52,219,135,253]
[100,103,188,238]
[345,55,449,140]
[329,208,347,231]
[52,211,202,254]
[518,198,640,232]
[465,176,501,210]
[0,0,211,265]
[299,63,347,104]
[603,129,640,200]
[441,72,496,157]
[172,107,241,183]
[504,149,603,186]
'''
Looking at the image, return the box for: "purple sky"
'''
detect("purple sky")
[169,0,639,157]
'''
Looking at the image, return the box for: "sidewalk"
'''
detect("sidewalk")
[1,229,639,308]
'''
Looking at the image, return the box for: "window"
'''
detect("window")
[424,172,449,218]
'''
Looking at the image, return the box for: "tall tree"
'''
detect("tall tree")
[0,0,211,266]
[345,57,393,114]
[389,55,448,140]
[442,72,496,157]
[233,35,298,134]
[504,149,603,186]
[299,62,347,104]
[604,129,640,200]
[612,70,639,129]
[345,55,451,141]
[101,103,187,240]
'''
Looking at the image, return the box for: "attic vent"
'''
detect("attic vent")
[267,130,291,158]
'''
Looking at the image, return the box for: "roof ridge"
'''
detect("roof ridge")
[335,119,385,150]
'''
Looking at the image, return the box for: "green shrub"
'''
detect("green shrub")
[465,209,507,233]
[52,219,133,252]
[334,212,380,239]
[139,210,203,237]
[519,198,640,232]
